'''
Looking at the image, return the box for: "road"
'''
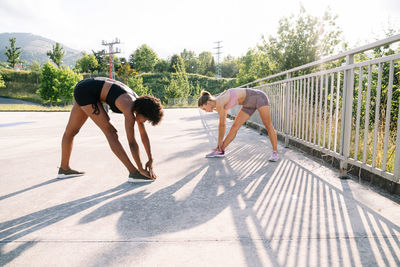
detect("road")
[0,109,399,266]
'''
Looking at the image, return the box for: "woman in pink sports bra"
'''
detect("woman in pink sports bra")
[198,88,279,161]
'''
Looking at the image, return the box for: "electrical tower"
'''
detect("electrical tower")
[102,38,121,79]
[213,41,223,78]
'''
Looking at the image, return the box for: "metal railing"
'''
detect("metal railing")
[229,34,400,183]
[167,97,198,107]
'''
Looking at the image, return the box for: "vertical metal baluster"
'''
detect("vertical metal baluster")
[382,61,394,171]
[302,78,306,140]
[340,55,355,177]
[354,67,363,161]
[323,74,329,148]
[310,76,315,143]
[293,80,298,137]
[280,83,282,130]
[372,63,383,168]
[318,75,323,147]
[394,98,400,182]
[314,76,319,144]
[285,73,290,147]
[362,65,372,164]
[328,73,334,150]
[297,79,301,138]
[293,80,296,136]
[334,72,341,153]
[281,83,284,132]
[289,81,292,136]
[305,77,310,142]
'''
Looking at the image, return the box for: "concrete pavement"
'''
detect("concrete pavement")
[0,109,399,266]
[0,97,40,105]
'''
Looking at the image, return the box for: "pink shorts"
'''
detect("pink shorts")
[241,89,270,116]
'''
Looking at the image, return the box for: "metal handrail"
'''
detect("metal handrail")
[230,34,400,184]
[239,34,400,88]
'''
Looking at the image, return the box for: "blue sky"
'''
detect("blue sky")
[0,0,399,59]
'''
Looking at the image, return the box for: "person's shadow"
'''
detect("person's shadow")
[76,141,277,266]
[0,182,146,265]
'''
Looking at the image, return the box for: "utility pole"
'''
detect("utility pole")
[102,38,121,79]
[213,41,223,78]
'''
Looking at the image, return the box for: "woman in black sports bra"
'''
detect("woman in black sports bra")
[58,77,164,182]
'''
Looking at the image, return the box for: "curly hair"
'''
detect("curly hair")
[133,95,164,126]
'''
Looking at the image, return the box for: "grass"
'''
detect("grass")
[0,92,43,104]
[0,104,72,111]
[276,105,398,175]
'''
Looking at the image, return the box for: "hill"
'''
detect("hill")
[0,32,80,67]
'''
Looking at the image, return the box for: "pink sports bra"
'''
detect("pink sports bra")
[224,89,238,110]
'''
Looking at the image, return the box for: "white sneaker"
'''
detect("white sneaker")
[268,151,279,162]
[205,149,225,158]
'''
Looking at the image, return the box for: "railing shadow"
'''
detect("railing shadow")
[1,110,399,266]
[227,157,400,266]
[0,183,145,264]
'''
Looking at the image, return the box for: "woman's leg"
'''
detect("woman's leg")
[80,103,137,173]
[221,109,250,151]
[258,105,278,151]
[60,102,89,170]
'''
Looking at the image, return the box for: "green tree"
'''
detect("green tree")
[236,48,271,85]
[0,74,5,88]
[75,52,99,74]
[0,62,10,69]
[205,57,216,77]
[169,54,185,73]
[164,64,192,99]
[129,44,158,73]
[154,59,169,73]
[4,37,22,68]
[198,51,214,76]
[37,62,59,105]
[47,42,65,68]
[37,62,81,105]
[92,49,107,72]
[30,61,41,72]
[127,76,149,96]
[56,67,82,104]
[181,49,199,73]
[261,6,342,73]
[220,55,239,78]
[116,63,137,84]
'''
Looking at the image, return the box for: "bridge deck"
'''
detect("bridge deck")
[0,109,399,266]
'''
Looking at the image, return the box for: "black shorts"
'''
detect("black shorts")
[73,78,128,114]
[73,78,104,107]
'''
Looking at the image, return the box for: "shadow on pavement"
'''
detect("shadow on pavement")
[0,183,146,264]
[1,110,399,266]
[0,179,60,201]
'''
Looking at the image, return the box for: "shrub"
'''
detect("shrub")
[37,62,82,105]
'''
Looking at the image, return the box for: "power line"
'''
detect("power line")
[102,38,121,79]
[213,41,223,78]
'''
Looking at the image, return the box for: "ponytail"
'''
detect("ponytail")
[198,91,213,106]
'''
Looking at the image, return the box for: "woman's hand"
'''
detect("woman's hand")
[138,168,153,179]
[145,160,157,179]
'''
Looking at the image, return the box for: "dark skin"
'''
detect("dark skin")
[60,78,156,179]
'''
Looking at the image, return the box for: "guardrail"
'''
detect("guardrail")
[230,34,400,184]
[167,97,198,107]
